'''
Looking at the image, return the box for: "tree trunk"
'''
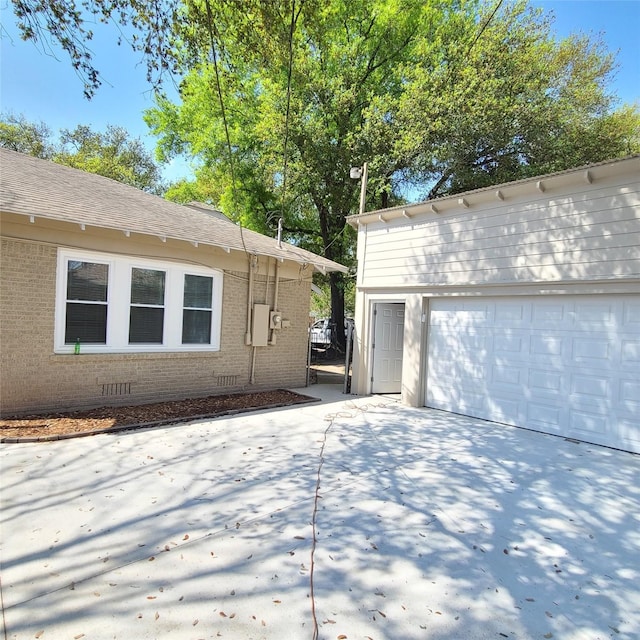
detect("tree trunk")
[315,196,347,353]
[329,270,346,352]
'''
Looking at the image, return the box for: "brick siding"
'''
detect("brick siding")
[0,238,311,415]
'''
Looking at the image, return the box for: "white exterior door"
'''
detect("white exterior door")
[425,295,640,453]
[372,303,405,393]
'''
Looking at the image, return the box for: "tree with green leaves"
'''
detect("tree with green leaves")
[7,0,640,348]
[390,1,640,197]
[0,114,165,193]
[56,124,165,193]
[142,0,639,346]
[145,0,438,341]
[0,113,55,158]
[9,0,180,99]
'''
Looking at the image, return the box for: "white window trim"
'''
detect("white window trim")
[55,248,223,354]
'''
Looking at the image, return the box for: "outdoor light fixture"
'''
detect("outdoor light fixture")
[350,161,368,215]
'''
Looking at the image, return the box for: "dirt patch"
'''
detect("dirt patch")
[0,389,317,442]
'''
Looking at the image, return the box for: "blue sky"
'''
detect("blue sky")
[1,0,639,184]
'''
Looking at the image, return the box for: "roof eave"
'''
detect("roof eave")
[347,155,640,228]
[4,209,348,273]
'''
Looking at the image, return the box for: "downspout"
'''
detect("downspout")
[245,254,258,345]
[265,257,272,308]
[250,345,257,385]
[269,259,281,345]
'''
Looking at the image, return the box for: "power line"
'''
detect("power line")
[202,0,249,254]
[466,0,505,59]
[280,0,300,217]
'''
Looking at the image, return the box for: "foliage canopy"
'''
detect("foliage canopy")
[7,0,640,345]
[0,113,165,193]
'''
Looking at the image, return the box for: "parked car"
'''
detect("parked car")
[310,317,354,347]
[310,318,332,347]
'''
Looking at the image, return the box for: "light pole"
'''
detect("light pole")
[350,161,368,215]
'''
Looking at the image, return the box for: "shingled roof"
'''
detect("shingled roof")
[0,148,347,273]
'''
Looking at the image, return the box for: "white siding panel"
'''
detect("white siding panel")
[360,180,640,289]
[426,295,640,453]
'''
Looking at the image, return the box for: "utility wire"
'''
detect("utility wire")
[203,0,236,205]
[280,0,299,217]
[466,0,505,59]
[202,0,249,255]
[323,222,348,253]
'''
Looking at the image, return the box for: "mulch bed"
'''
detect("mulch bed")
[0,389,317,443]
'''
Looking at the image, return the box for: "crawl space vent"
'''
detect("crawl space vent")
[101,382,132,396]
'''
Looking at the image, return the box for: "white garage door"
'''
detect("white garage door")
[426,295,640,453]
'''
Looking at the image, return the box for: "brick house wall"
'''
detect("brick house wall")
[0,237,311,415]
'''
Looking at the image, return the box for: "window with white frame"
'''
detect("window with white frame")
[182,274,214,344]
[56,249,223,353]
[129,267,166,344]
[65,260,109,344]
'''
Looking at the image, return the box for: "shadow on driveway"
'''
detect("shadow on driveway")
[1,389,638,639]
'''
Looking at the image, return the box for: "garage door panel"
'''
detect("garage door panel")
[494,334,526,354]
[428,356,485,382]
[528,369,563,394]
[618,420,640,449]
[491,363,523,386]
[426,295,640,453]
[621,339,640,366]
[487,396,522,423]
[430,306,491,327]
[619,379,640,413]
[429,387,485,413]
[569,410,609,436]
[495,303,529,326]
[570,374,610,401]
[622,300,640,328]
[526,402,563,430]
[529,334,564,357]
[532,302,570,327]
[571,337,613,363]
[456,392,486,413]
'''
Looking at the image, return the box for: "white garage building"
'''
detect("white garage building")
[348,156,640,453]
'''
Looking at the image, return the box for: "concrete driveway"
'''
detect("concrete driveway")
[1,385,639,640]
